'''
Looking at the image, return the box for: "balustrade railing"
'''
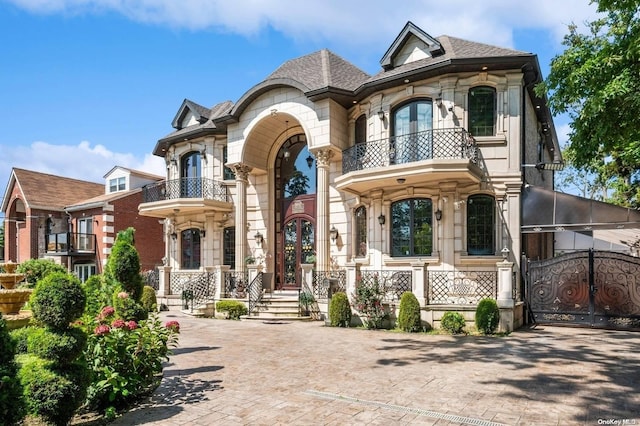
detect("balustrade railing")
[142,177,231,203]
[223,270,249,298]
[170,271,216,312]
[428,270,497,305]
[356,270,412,303]
[312,270,347,300]
[342,128,477,173]
[45,232,96,254]
[247,272,265,314]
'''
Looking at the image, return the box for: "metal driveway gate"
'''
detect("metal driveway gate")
[526,249,640,330]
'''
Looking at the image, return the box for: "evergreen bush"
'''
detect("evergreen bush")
[0,313,25,425]
[30,272,86,330]
[441,311,466,334]
[475,298,500,334]
[83,274,116,318]
[107,241,143,300]
[16,259,67,288]
[215,300,248,319]
[10,326,35,354]
[329,292,351,327]
[397,291,422,332]
[141,285,158,313]
[27,327,87,364]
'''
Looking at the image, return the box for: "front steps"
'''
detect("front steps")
[244,291,311,321]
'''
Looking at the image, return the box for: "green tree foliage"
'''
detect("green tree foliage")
[328,292,352,327]
[30,272,86,330]
[475,298,500,335]
[105,227,144,306]
[537,0,640,207]
[397,292,422,332]
[285,167,310,197]
[0,313,26,425]
[16,259,67,288]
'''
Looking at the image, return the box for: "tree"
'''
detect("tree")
[537,0,640,207]
[284,167,310,197]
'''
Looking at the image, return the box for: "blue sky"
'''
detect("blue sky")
[0,0,601,220]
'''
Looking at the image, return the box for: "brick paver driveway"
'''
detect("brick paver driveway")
[111,312,640,425]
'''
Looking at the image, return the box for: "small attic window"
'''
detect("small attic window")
[109,176,126,193]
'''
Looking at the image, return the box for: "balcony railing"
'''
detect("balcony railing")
[342,128,477,173]
[142,177,231,203]
[45,232,96,254]
[428,270,497,305]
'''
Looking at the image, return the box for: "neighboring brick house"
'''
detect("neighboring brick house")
[1,166,164,281]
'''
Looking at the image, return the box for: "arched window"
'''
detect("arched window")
[468,86,496,136]
[392,99,433,163]
[467,195,495,255]
[223,227,235,269]
[180,151,202,197]
[181,228,201,269]
[355,206,367,257]
[391,198,433,256]
[355,114,367,143]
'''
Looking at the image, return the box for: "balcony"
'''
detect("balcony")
[335,128,484,195]
[139,177,233,218]
[46,232,96,255]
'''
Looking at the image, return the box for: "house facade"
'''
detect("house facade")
[139,22,562,330]
[2,167,165,281]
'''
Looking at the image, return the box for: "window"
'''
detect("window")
[77,217,94,251]
[467,195,495,255]
[223,146,235,180]
[74,263,96,283]
[391,198,433,256]
[181,151,202,197]
[181,228,201,269]
[109,176,126,192]
[223,227,235,270]
[355,114,367,143]
[392,100,433,163]
[468,86,496,136]
[355,206,367,257]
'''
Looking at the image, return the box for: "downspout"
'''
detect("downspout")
[65,209,73,271]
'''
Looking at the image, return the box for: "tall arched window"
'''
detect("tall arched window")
[467,195,495,255]
[355,114,367,143]
[392,99,433,163]
[223,227,235,270]
[181,151,202,197]
[181,228,201,269]
[391,198,433,256]
[468,86,496,136]
[355,206,367,257]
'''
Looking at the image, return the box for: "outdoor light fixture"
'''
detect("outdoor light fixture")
[170,155,178,166]
[501,246,510,259]
[170,232,177,240]
[377,109,385,121]
[306,154,314,169]
[535,162,564,171]
[199,229,206,238]
[330,225,339,243]
[378,213,386,226]
[396,178,406,184]
[435,209,442,221]
[435,97,443,108]
[254,231,264,246]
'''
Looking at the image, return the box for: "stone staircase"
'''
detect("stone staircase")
[244,290,312,321]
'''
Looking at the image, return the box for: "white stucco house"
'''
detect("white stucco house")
[139,22,564,331]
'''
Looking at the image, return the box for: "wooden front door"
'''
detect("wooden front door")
[279,194,315,289]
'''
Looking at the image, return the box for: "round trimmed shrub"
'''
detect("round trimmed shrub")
[27,327,87,363]
[216,300,248,319]
[329,292,352,327]
[475,298,500,334]
[397,291,422,332]
[441,311,466,334]
[141,285,158,313]
[107,240,143,300]
[16,258,67,288]
[0,313,25,425]
[31,272,86,330]
[11,326,36,354]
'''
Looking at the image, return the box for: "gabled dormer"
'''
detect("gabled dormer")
[103,166,163,194]
[171,99,211,130]
[380,21,444,71]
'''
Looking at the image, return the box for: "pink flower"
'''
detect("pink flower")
[101,306,115,317]
[94,324,111,335]
[165,320,180,333]
[111,319,126,329]
[117,292,129,299]
[127,321,138,330]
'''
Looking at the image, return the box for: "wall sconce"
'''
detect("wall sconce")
[170,155,178,166]
[377,109,385,121]
[306,155,314,169]
[435,97,443,108]
[435,209,442,221]
[501,246,510,259]
[254,231,264,246]
[200,146,207,163]
[199,229,206,238]
[330,225,339,243]
[170,232,177,240]
[378,213,386,226]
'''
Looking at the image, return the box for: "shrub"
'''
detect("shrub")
[31,272,86,330]
[83,274,117,318]
[397,291,422,332]
[352,279,387,329]
[475,298,500,335]
[106,241,143,300]
[216,300,248,319]
[11,326,36,354]
[112,287,148,322]
[0,313,25,425]
[16,259,67,288]
[329,292,351,327]
[141,285,158,313]
[27,327,87,363]
[441,311,466,334]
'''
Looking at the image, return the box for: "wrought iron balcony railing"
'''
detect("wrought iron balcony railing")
[342,128,478,173]
[45,232,96,254]
[142,177,231,203]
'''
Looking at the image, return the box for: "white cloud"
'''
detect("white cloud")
[8,0,600,49]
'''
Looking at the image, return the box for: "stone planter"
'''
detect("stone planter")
[0,289,33,315]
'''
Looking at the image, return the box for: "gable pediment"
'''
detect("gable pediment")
[380,21,444,70]
[171,99,210,130]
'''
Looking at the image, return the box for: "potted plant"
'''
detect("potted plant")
[244,255,256,265]
[304,254,316,265]
[299,291,315,316]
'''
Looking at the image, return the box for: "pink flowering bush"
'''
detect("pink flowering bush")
[352,275,388,329]
[82,308,179,412]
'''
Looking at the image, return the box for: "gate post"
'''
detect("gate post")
[496,260,515,332]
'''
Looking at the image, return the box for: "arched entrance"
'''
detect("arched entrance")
[274,133,316,289]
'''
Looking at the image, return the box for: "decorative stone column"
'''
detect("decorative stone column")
[314,150,333,272]
[233,165,252,272]
[157,266,172,297]
[496,260,515,308]
[214,265,230,300]
[410,261,428,306]
[300,263,314,292]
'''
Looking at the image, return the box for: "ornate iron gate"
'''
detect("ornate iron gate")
[526,249,640,330]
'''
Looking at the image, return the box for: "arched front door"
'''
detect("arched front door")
[281,195,315,289]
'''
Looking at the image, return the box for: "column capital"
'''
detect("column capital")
[314,149,334,167]
[233,164,252,181]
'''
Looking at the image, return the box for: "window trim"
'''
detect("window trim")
[466,194,496,256]
[468,86,497,137]
[354,206,367,258]
[390,198,433,257]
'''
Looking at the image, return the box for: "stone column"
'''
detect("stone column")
[497,260,515,308]
[314,150,333,272]
[157,266,172,297]
[233,165,252,272]
[214,265,230,300]
[410,261,428,307]
[300,263,314,293]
